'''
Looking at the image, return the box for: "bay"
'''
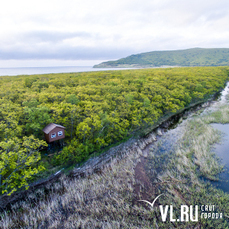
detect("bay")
[0,66,135,77]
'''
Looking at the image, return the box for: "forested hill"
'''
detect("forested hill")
[94,48,229,68]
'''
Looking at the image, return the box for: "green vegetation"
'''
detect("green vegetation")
[1,95,229,228]
[0,136,46,195]
[94,48,229,68]
[144,100,229,228]
[0,66,228,195]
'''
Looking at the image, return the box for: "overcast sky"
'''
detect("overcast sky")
[1,0,229,67]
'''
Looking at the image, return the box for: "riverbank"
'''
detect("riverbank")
[1,86,229,228]
[139,83,229,228]
[0,93,218,211]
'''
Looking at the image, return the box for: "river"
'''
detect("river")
[210,123,229,192]
[139,82,229,194]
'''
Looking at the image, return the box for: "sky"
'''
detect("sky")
[1,0,229,67]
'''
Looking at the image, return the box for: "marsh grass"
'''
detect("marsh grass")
[204,104,229,124]
[1,97,229,228]
[0,147,157,229]
[146,101,229,228]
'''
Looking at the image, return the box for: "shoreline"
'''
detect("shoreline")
[0,89,220,211]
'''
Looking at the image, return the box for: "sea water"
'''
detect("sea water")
[0,66,135,76]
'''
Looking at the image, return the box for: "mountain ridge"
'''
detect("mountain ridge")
[93,48,229,68]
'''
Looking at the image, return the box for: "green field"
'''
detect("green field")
[0,66,228,195]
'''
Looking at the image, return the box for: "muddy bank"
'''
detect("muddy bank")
[133,82,229,204]
[70,101,215,178]
[0,98,215,211]
[1,80,226,211]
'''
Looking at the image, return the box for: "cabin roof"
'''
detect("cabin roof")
[42,123,65,134]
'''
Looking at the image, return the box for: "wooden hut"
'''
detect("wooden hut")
[42,123,65,143]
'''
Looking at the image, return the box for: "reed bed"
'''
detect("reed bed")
[1,99,229,228]
[146,100,229,228]
[0,147,155,229]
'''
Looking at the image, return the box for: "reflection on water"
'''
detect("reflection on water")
[0,66,138,76]
[146,82,229,194]
[210,123,229,193]
[219,83,229,104]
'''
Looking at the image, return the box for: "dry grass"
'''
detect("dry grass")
[204,104,229,124]
[178,117,222,180]
[0,145,156,229]
[144,101,229,228]
[1,98,229,228]
[147,113,223,193]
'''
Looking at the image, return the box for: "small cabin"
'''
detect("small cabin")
[42,123,65,143]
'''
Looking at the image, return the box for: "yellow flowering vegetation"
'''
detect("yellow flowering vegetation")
[0,66,228,195]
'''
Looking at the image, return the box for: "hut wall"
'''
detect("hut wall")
[46,127,65,143]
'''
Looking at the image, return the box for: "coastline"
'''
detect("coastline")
[0,87,222,211]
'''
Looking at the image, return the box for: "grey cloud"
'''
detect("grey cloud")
[1,31,229,62]
[1,0,229,63]
[20,31,91,43]
[204,10,228,22]
[0,45,134,60]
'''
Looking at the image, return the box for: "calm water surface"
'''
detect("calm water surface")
[210,123,229,192]
[0,66,136,76]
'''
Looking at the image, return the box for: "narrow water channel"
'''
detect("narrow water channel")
[141,82,229,195]
[210,123,229,193]
[208,82,229,192]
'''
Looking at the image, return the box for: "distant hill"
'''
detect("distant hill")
[93,48,229,68]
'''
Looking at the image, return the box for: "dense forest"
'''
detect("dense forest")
[94,48,229,68]
[0,66,228,195]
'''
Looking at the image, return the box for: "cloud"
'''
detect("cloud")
[0,44,133,60]
[1,0,229,65]
[20,31,92,43]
